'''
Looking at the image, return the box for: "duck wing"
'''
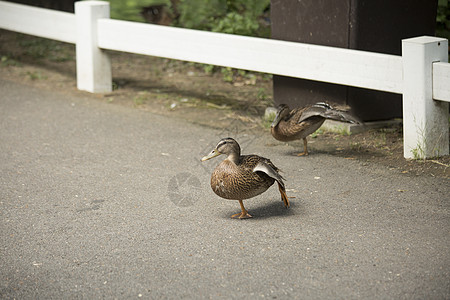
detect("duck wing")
[286,106,308,124]
[253,160,285,188]
[253,160,289,208]
[299,102,362,124]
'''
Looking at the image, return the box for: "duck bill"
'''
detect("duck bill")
[201,149,221,161]
[271,113,282,128]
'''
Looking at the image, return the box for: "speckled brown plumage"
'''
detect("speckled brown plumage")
[201,138,289,219]
[271,103,361,156]
[211,155,277,200]
[271,107,325,142]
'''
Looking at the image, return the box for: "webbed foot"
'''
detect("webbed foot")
[231,211,252,219]
[296,138,309,156]
[232,200,252,219]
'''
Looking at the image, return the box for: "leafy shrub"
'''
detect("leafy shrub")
[108,0,171,22]
[212,12,258,35]
[436,0,450,40]
[176,0,270,37]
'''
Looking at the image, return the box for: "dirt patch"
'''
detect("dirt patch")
[1,29,449,179]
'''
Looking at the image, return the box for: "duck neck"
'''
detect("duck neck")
[271,122,290,141]
[226,152,240,165]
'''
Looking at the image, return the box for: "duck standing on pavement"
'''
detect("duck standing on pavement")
[271,102,362,156]
[201,138,289,219]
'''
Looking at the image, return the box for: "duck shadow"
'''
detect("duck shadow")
[222,200,303,220]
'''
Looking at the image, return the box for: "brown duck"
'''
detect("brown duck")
[201,138,289,219]
[271,102,362,156]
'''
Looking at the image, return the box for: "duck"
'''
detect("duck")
[271,102,362,156]
[201,137,289,219]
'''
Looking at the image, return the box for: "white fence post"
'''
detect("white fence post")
[75,1,112,93]
[402,36,449,159]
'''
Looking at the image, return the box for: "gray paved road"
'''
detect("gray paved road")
[1,80,449,299]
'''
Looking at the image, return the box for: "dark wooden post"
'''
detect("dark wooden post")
[7,0,75,12]
[271,0,438,121]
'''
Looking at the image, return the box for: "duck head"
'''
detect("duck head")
[201,137,241,163]
[271,104,291,128]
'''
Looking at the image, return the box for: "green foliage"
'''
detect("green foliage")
[104,0,271,83]
[1,56,20,67]
[106,0,171,22]
[310,129,324,138]
[221,67,234,82]
[177,0,270,37]
[436,0,450,40]
[19,38,55,59]
[411,145,425,160]
[203,64,216,74]
[26,71,45,80]
[177,0,227,30]
[18,36,73,62]
[105,0,270,37]
[257,88,268,101]
[212,12,258,35]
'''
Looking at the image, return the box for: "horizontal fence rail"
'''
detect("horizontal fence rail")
[98,19,404,94]
[0,0,448,159]
[0,1,76,43]
[433,62,450,102]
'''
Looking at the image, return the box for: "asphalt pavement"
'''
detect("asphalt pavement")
[1,79,449,299]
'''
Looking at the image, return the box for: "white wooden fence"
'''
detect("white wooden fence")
[0,0,449,159]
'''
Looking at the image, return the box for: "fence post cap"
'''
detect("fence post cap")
[402,36,447,44]
[75,1,109,8]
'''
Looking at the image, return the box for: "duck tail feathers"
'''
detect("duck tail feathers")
[300,102,362,124]
[323,109,362,124]
[277,182,290,208]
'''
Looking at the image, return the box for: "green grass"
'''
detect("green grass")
[133,92,149,105]
[1,56,20,67]
[26,71,46,80]
[311,128,325,138]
